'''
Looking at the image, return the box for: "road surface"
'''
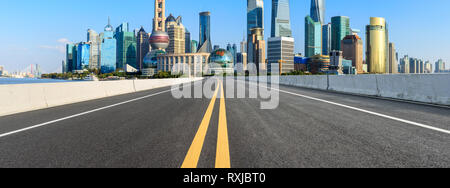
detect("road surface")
[0,78,448,168]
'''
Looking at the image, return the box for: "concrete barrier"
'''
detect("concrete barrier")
[0,78,202,117]
[274,74,450,106]
[328,75,379,96]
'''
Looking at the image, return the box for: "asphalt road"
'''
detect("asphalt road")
[0,78,449,168]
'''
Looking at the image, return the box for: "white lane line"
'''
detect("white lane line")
[242,80,450,135]
[0,80,204,139]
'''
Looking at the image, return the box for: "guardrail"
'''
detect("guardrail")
[248,74,450,106]
[0,78,202,117]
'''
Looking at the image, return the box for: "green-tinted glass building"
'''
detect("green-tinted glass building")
[115,22,137,71]
[305,15,322,57]
[331,16,351,51]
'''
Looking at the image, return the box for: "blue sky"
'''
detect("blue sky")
[0,0,449,73]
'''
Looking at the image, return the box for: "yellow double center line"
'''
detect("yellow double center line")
[181,79,231,168]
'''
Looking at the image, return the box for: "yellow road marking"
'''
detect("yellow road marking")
[216,79,231,168]
[181,79,220,168]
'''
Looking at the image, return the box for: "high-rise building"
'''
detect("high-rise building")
[153,0,166,32]
[322,23,331,55]
[435,59,445,73]
[166,14,186,54]
[331,16,351,51]
[247,0,264,65]
[310,0,325,24]
[236,52,248,71]
[366,17,389,74]
[409,58,418,74]
[115,22,137,71]
[249,28,266,72]
[100,18,117,73]
[305,15,322,57]
[191,40,198,53]
[271,0,292,38]
[268,37,295,74]
[87,29,101,70]
[198,12,212,53]
[389,43,398,74]
[76,42,90,70]
[240,36,247,53]
[341,34,364,74]
[136,27,150,70]
[227,44,238,65]
[400,55,410,73]
[425,61,432,73]
[185,28,191,53]
[247,0,264,36]
[66,44,75,72]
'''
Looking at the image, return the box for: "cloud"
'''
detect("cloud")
[57,38,72,44]
[39,38,72,53]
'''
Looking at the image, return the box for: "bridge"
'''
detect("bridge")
[0,76,449,168]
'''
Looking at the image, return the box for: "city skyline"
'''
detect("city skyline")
[0,0,449,73]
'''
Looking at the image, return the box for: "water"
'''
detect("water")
[0,78,80,85]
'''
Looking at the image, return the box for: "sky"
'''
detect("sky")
[0,0,449,73]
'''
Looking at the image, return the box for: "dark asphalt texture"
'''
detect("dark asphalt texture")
[0,78,448,168]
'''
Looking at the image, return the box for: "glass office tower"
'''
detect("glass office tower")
[198,12,212,53]
[305,16,322,57]
[331,16,351,51]
[77,43,90,70]
[271,0,292,37]
[115,22,137,71]
[322,23,331,55]
[66,44,74,72]
[100,18,117,73]
[136,27,149,70]
[247,0,264,36]
[311,0,325,24]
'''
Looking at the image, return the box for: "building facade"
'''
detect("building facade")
[115,22,137,71]
[400,55,410,73]
[87,29,101,70]
[435,59,446,73]
[100,19,117,73]
[76,42,90,70]
[267,37,294,74]
[66,44,75,72]
[305,16,322,57]
[310,0,325,24]
[389,42,398,74]
[322,23,331,55]
[185,29,191,53]
[366,17,389,74]
[331,16,351,51]
[198,12,212,53]
[341,34,364,74]
[153,0,166,32]
[271,0,292,38]
[136,27,150,71]
[247,0,264,65]
[166,14,186,54]
[157,53,210,77]
[249,28,266,72]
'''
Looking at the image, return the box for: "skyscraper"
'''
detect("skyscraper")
[271,0,292,37]
[198,11,212,53]
[115,22,137,71]
[153,0,166,32]
[247,0,264,36]
[249,28,266,72]
[322,23,331,55]
[366,17,389,74]
[136,27,149,71]
[100,18,117,74]
[66,44,74,72]
[400,55,410,73]
[389,42,398,74]
[77,42,90,70]
[341,34,364,74]
[87,29,101,70]
[310,0,325,24]
[185,28,191,53]
[166,14,186,54]
[435,59,445,73]
[331,16,351,51]
[305,16,322,57]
